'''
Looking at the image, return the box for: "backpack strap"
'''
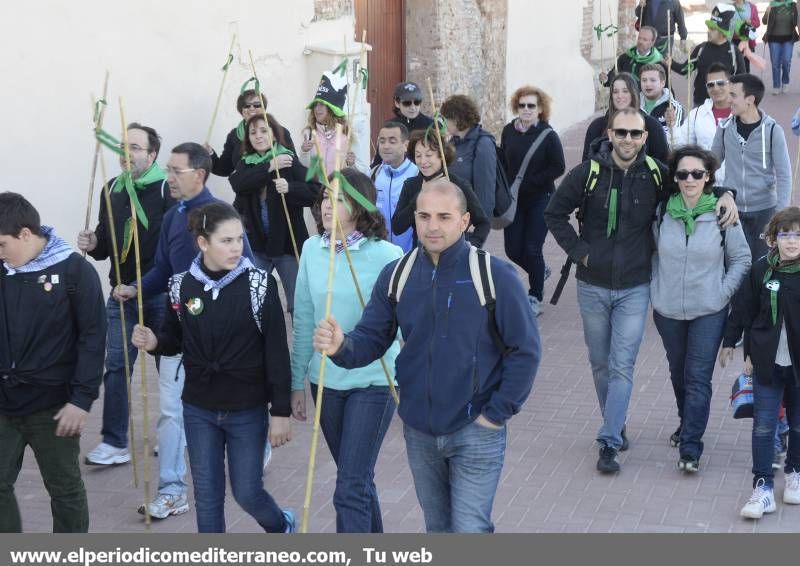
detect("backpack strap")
[247,268,270,333]
[63,253,83,329]
[369,164,381,182]
[644,155,663,188]
[585,160,601,194]
[388,247,419,304]
[468,247,510,355]
[168,272,186,323]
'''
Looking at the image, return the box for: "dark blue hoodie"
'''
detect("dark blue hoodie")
[331,237,540,435]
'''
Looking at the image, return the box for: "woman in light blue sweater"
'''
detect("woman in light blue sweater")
[291,168,403,532]
[651,145,752,473]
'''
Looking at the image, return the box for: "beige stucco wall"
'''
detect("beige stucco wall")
[0,0,354,254]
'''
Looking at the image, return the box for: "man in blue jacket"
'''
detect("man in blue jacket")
[313,179,540,533]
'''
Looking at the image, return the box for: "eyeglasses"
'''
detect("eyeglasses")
[243,102,263,109]
[518,103,537,109]
[706,79,729,89]
[611,128,645,140]
[165,166,197,175]
[675,169,707,181]
[118,144,149,153]
[776,231,800,240]
[401,100,422,107]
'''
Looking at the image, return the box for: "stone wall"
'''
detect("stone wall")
[314,0,352,20]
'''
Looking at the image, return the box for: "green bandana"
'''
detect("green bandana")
[762,251,800,325]
[235,120,246,141]
[666,192,718,236]
[242,144,294,166]
[770,1,793,8]
[111,162,166,262]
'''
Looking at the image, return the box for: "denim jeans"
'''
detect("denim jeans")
[403,420,506,533]
[157,355,187,497]
[0,407,88,532]
[310,384,395,533]
[752,365,800,488]
[254,252,299,314]
[101,293,165,448]
[183,402,286,533]
[653,308,728,460]
[577,281,650,450]
[740,208,775,261]
[768,41,793,89]
[503,193,552,301]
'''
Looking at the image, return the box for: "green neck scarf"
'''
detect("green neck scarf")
[243,144,294,165]
[762,251,800,325]
[235,120,246,141]
[627,46,663,65]
[666,192,718,236]
[111,162,166,263]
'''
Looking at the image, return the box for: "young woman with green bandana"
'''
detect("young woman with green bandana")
[650,145,751,474]
[720,206,800,519]
[229,114,320,315]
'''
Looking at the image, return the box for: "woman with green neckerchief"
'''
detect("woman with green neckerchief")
[650,145,751,474]
[229,113,320,315]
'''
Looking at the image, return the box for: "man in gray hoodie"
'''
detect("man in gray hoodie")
[712,73,793,259]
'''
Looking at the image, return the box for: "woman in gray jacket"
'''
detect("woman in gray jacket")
[651,145,752,473]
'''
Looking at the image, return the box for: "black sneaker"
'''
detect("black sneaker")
[669,425,681,447]
[620,425,629,452]
[597,444,620,473]
[678,456,699,473]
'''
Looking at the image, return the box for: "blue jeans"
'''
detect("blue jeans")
[403,420,506,533]
[182,402,286,533]
[157,355,187,497]
[503,193,551,301]
[254,252,298,314]
[768,41,794,89]
[577,281,650,450]
[653,308,728,460]
[752,365,800,488]
[100,294,165,448]
[310,384,394,533]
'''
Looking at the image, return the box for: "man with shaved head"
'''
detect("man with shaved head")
[313,178,540,533]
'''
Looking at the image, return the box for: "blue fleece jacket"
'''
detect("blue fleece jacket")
[373,158,418,253]
[330,237,540,435]
[140,187,253,297]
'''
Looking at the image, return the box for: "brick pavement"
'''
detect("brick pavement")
[12,41,800,535]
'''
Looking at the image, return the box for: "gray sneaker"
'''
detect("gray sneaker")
[527,295,542,317]
[85,442,130,466]
[138,493,189,519]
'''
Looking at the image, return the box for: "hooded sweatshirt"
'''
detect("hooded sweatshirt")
[641,87,685,136]
[711,111,792,213]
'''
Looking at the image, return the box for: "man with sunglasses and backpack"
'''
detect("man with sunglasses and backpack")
[545,108,738,474]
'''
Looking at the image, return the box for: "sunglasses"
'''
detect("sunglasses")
[675,169,707,181]
[401,100,422,107]
[611,128,645,140]
[243,102,263,109]
[705,79,729,89]
[776,231,800,240]
[518,103,537,109]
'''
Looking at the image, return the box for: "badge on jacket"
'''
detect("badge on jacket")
[185,298,204,315]
[766,280,780,292]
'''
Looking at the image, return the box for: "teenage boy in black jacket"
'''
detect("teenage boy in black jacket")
[0,192,106,532]
[544,108,737,474]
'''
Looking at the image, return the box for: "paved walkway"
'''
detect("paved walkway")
[13,36,800,534]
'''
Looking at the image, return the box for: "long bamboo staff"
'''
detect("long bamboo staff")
[667,10,674,146]
[301,125,344,533]
[312,133,399,405]
[345,29,368,154]
[94,122,139,489]
[119,98,152,529]
[247,50,300,262]
[205,34,237,145]
[608,4,618,75]
[425,77,450,180]
[83,72,110,257]
[599,0,605,75]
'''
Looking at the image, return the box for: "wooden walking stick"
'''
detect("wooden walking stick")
[311,133,399,406]
[425,77,450,180]
[301,125,344,533]
[345,29,368,154]
[83,71,110,257]
[247,50,300,262]
[205,34,237,145]
[608,4,618,75]
[119,97,152,529]
[667,10,675,146]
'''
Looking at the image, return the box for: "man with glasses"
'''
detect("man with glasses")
[77,123,175,468]
[372,82,433,167]
[545,108,737,474]
[114,142,253,520]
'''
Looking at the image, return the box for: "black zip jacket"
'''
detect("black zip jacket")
[391,172,490,248]
[500,120,565,201]
[635,0,687,42]
[0,253,106,415]
[211,126,295,178]
[88,177,175,286]
[153,270,291,415]
[228,157,320,257]
[723,257,800,387]
[582,111,669,163]
[672,42,745,107]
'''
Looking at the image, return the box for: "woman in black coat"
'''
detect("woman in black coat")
[229,113,320,314]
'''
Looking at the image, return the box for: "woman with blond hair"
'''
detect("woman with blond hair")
[501,85,565,316]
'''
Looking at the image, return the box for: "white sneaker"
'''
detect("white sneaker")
[85,442,130,466]
[772,88,781,96]
[527,295,542,317]
[137,493,189,519]
[740,479,776,519]
[782,84,790,94]
[784,471,800,504]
